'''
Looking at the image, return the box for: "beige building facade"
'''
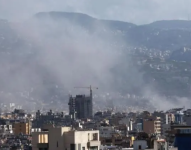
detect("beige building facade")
[32,132,49,150]
[166,113,175,124]
[32,127,100,150]
[143,117,161,135]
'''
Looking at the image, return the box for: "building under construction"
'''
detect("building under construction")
[68,87,94,120]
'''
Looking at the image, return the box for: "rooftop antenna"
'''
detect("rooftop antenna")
[74,86,98,96]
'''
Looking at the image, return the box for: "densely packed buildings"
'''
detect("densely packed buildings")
[0,106,190,149]
[0,90,191,150]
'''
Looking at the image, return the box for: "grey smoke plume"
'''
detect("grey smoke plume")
[5,14,126,111]
[0,0,191,112]
[142,85,191,111]
[18,17,121,90]
[1,14,190,112]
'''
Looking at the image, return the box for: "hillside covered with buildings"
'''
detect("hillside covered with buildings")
[0,12,191,112]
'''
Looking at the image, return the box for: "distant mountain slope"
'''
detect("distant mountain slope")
[148,20,191,29]
[35,12,136,31]
[0,12,191,109]
[126,25,191,50]
[170,47,191,62]
[33,12,191,51]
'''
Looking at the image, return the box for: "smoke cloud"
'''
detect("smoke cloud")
[0,1,190,112]
[1,14,126,112]
[0,14,190,112]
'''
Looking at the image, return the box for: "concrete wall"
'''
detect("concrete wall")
[184,116,191,125]
[119,118,130,125]
[75,130,100,150]
[32,132,48,150]
[162,124,170,136]
[64,130,75,150]
[49,127,71,150]
[99,126,115,138]
[13,122,30,135]
[32,127,100,150]
[64,130,100,150]
[32,132,39,150]
[143,120,154,134]
[75,131,88,150]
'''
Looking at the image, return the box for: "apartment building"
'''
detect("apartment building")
[32,131,48,150]
[143,117,161,135]
[32,127,100,150]
[68,88,93,120]
[0,124,13,135]
[165,113,175,124]
[13,121,31,135]
[98,126,115,138]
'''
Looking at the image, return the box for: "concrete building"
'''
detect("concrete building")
[99,126,115,138]
[174,128,191,150]
[174,112,184,124]
[143,117,161,135]
[154,139,168,150]
[184,115,191,125]
[184,109,191,115]
[167,108,184,124]
[32,131,48,150]
[0,124,13,136]
[119,118,133,131]
[64,130,100,150]
[32,127,100,150]
[68,88,93,119]
[119,117,130,125]
[134,118,143,132]
[100,135,132,148]
[33,110,66,128]
[165,113,175,124]
[133,140,147,150]
[162,124,171,136]
[136,123,143,132]
[13,121,31,135]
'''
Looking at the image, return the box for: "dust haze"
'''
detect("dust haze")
[0,1,190,112]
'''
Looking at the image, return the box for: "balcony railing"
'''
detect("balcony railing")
[87,141,101,147]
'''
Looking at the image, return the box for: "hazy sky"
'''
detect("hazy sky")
[0,0,190,24]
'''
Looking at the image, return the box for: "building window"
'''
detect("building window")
[90,146,98,150]
[138,145,142,149]
[57,141,58,147]
[71,144,75,150]
[78,144,81,150]
[92,133,98,140]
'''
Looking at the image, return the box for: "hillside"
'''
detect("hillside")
[0,12,191,110]
[170,47,191,62]
[148,20,191,29]
[35,12,136,31]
